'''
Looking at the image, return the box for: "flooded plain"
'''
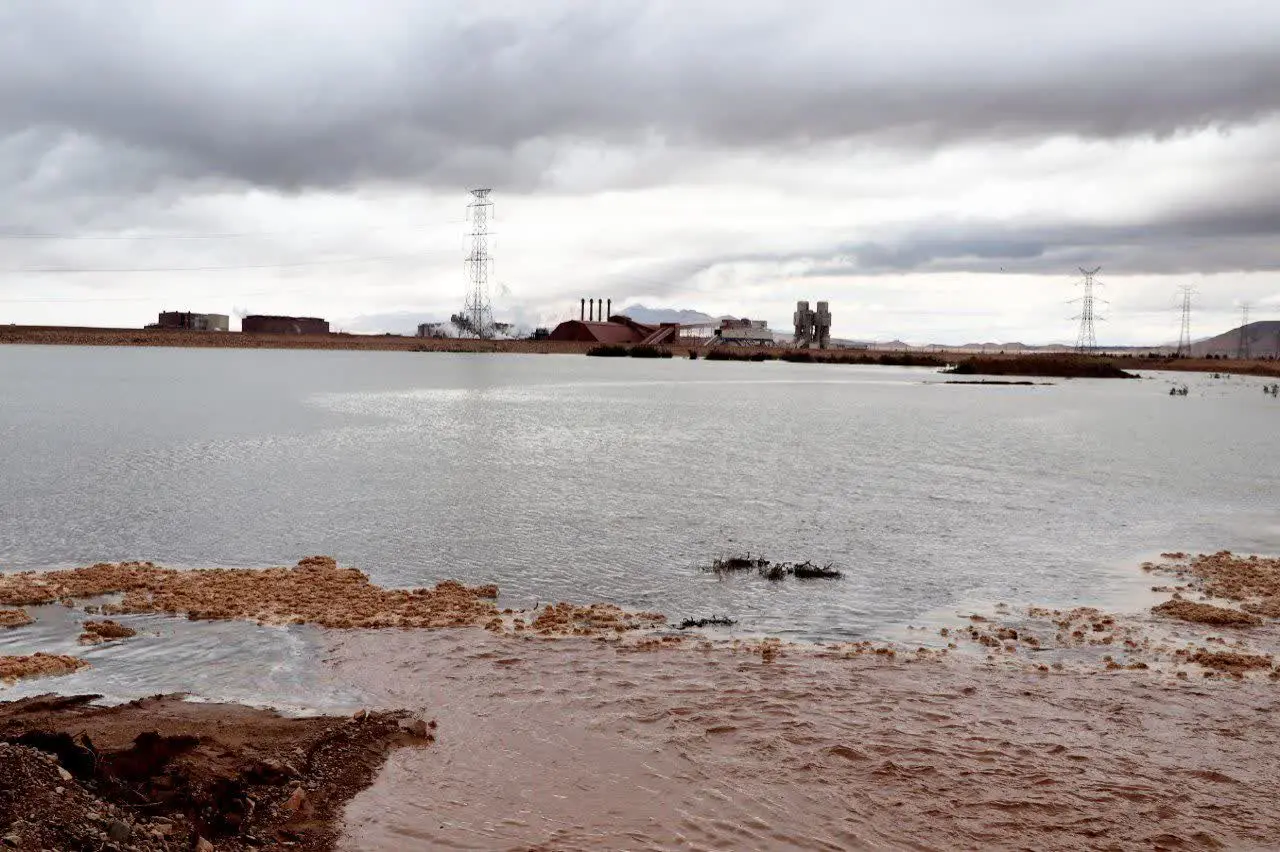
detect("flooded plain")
[3,346,1280,850]
[2,346,1278,641]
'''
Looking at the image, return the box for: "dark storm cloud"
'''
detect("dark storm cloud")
[585,197,1280,303]
[807,197,1280,277]
[2,0,1279,192]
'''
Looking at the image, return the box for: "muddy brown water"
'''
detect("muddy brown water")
[330,630,1280,851]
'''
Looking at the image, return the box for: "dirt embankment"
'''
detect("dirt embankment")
[0,325,595,354]
[0,693,428,851]
[1139,355,1280,378]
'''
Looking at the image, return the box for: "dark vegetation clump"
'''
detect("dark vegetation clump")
[627,345,672,359]
[709,555,770,573]
[792,562,843,579]
[678,616,737,629]
[759,563,791,582]
[944,380,1038,386]
[704,349,774,362]
[875,352,947,367]
[586,344,630,357]
[944,355,1137,379]
[705,555,842,582]
[699,349,946,367]
[585,344,672,358]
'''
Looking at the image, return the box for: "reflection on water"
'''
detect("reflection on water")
[2,346,1278,642]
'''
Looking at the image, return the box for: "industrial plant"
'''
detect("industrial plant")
[241,315,330,335]
[793,301,832,349]
[548,298,683,345]
[713,317,774,346]
[148,311,229,332]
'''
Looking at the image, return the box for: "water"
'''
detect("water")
[2,345,1278,649]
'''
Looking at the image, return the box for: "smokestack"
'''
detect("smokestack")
[606,299,611,320]
[580,298,585,321]
[590,299,595,322]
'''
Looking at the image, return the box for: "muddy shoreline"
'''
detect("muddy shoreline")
[0,694,425,851]
[3,552,1280,849]
[3,325,1277,378]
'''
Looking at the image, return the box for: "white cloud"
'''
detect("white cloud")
[1,1,1278,343]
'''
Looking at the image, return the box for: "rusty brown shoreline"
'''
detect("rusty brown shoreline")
[4,324,1278,377]
[0,694,428,852]
[3,551,1280,850]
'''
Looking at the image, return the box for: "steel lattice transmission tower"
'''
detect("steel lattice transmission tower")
[461,188,495,339]
[1072,267,1104,353]
[1175,285,1195,357]
[1236,303,1251,360]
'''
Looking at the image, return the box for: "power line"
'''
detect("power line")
[460,188,495,339]
[1237,303,1251,360]
[1071,266,1104,353]
[1175,285,1195,357]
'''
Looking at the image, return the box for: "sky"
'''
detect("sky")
[2,0,1279,344]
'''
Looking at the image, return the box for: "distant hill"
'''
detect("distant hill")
[615,304,717,325]
[1192,321,1280,357]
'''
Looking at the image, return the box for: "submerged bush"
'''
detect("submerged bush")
[628,345,671,359]
[586,344,630,357]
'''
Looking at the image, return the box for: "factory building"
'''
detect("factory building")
[150,311,229,331]
[241,315,330,335]
[548,299,682,344]
[713,317,774,346]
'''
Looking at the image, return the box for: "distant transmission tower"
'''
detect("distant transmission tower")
[1236,303,1251,360]
[461,188,494,339]
[1175,285,1195,357]
[1072,267,1104,353]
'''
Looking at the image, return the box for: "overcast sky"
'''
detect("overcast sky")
[2,0,1278,343]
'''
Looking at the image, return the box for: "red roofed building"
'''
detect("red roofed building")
[548,315,682,345]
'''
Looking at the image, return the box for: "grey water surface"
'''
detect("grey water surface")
[2,345,1277,660]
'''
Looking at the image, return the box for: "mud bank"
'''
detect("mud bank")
[0,694,425,851]
[0,556,664,635]
[6,553,1280,850]
[0,653,88,683]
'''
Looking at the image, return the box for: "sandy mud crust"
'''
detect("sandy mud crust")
[78,619,139,645]
[0,609,33,629]
[0,557,664,637]
[1152,551,1280,617]
[0,653,89,684]
[0,694,426,851]
[931,552,1280,681]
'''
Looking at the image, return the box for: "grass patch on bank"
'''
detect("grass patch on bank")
[586,344,672,358]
